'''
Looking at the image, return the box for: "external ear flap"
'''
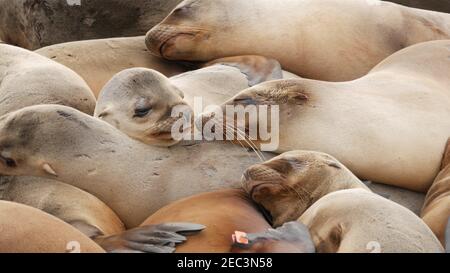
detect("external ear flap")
[203,55,283,86]
[42,163,57,176]
[441,138,450,170]
[95,222,205,253]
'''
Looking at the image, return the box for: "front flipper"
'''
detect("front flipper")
[203,55,283,86]
[94,222,206,253]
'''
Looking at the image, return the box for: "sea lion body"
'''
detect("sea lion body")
[243,151,443,253]
[146,0,450,81]
[0,44,95,116]
[421,140,450,245]
[0,201,104,253]
[0,105,273,228]
[140,189,314,253]
[36,37,188,97]
[142,189,270,253]
[0,176,125,238]
[0,0,181,49]
[207,40,450,192]
[300,189,443,253]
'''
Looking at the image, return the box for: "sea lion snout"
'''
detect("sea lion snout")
[146,24,207,59]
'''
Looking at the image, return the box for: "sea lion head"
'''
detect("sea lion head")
[231,221,315,253]
[95,68,192,147]
[242,150,367,227]
[0,105,106,178]
[146,0,248,61]
[196,80,308,148]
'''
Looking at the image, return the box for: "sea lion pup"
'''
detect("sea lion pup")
[36,37,189,97]
[0,201,104,253]
[0,44,95,116]
[107,189,315,253]
[94,55,297,146]
[146,0,450,81]
[199,40,450,192]
[0,0,181,50]
[242,151,444,253]
[0,176,125,239]
[0,104,273,228]
[421,139,450,246]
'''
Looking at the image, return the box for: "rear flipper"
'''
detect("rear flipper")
[202,55,284,86]
[94,222,205,253]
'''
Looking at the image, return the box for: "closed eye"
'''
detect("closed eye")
[134,107,152,118]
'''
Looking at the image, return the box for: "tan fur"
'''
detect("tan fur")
[244,151,443,253]
[0,201,104,253]
[300,189,443,253]
[0,105,273,228]
[0,44,95,116]
[243,151,370,227]
[0,176,125,238]
[146,0,450,81]
[142,189,270,253]
[141,189,313,253]
[208,40,450,192]
[0,44,125,240]
[36,37,188,97]
[421,139,450,245]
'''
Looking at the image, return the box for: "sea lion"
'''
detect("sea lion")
[421,138,450,246]
[242,151,444,253]
[199,40,450,192]
[0,0,181,49]
[0,176,125,239]
[0,104,273,228]
[0,44,95,116]
[0,201,104,253]
[146,0,450,81]
[36,37,189,97]
[118,189,314,253]
[0,177,205,253]
[0,43,120,239]
[95,55,297,146]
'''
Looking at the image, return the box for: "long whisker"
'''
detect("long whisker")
[224,121,265,162]
[210,116,264,162]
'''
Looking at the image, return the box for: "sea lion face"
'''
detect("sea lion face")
[197,80,307,147]
[146,0,242,60]
[0,107,61,178]
[95,68,192,147]
[242,151,345,227]
[0,105,105,179]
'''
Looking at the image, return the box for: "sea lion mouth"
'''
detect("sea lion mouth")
[158,33,197,59]
[146,24,209,59]
[148,131,175,140]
